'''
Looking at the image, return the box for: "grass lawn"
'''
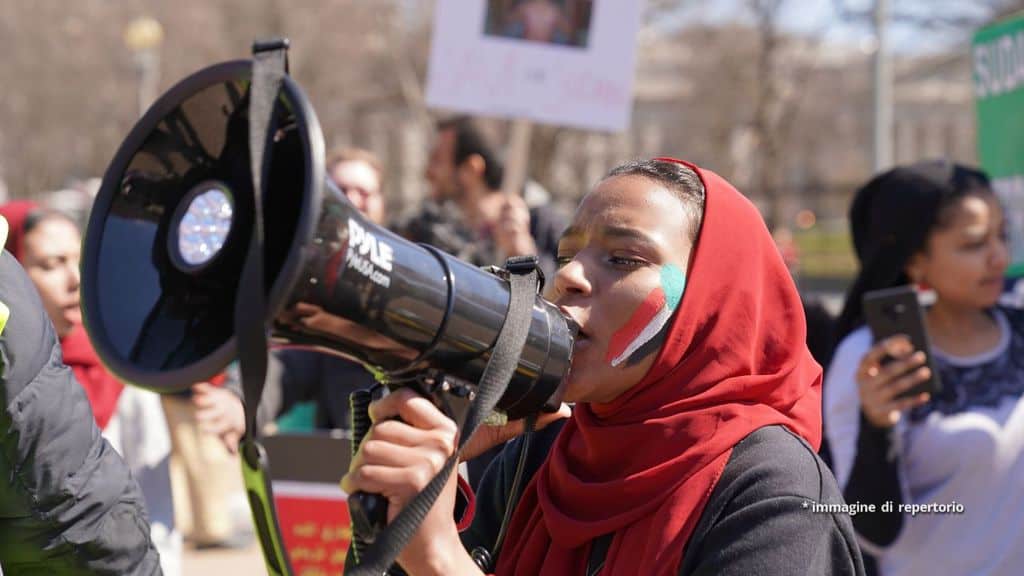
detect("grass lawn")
[794,228,857,279]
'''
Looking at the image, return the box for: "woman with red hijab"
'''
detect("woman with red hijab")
[0,200,125,426]
[343,159,864,574]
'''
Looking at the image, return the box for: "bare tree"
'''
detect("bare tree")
[749,0,788,229]
[0,1,414,198]
[706,0,832,229]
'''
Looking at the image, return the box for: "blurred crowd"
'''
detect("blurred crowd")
[1,108,1022,576]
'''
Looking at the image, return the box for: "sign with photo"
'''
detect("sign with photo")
[426,0,643,132]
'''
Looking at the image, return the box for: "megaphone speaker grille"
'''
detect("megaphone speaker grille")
[169,182,234,270]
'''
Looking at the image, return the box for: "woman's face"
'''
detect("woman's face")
[22,217,82,338]
[549,175,695,404]
[907,193,1008,309]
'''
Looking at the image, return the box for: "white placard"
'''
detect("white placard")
[425,0,643,132]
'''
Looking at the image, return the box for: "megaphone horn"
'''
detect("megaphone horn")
[81,58,574,421]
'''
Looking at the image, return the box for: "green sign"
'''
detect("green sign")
[974,12,1024,275]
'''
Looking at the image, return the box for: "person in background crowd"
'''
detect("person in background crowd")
[3,197,251,555]
[398,195,490,268]
[404,116,567,486]
[161,377,251,551]
[417,116,566,279]
[343,158,863,575]
[0,231,162,574]
[825,161,1024,575]
[330,146,386,226]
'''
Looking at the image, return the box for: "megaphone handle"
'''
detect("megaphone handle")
[349,400,458,541]
[349,490,389,541]
[347,385,393,543]
[348,378,447,543]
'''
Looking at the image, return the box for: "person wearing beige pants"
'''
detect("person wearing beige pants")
[162,383,250,547]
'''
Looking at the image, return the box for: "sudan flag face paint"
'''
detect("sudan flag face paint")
[605,264,686,368]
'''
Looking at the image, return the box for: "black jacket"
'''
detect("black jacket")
[462,423,865,575]
[0,251,161,575]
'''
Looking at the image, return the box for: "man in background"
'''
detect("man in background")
[406,116,566,485]
[415,116,565,281]
[329,147,386,226]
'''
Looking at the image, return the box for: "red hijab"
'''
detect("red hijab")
[0,200,124,429]
[0,200,38,260]
[57,324,124,429]
[495,159,822,575]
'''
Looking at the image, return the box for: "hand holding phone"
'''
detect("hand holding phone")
[858,286,941,426]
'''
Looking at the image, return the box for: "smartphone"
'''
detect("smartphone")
[861,285,942,398]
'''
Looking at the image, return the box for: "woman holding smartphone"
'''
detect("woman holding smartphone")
[824,160,1023,575]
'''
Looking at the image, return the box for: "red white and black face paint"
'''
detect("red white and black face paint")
[605,263,686,367]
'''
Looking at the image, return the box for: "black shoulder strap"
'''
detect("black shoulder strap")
[236,37,293,576]
[346,256,541,575]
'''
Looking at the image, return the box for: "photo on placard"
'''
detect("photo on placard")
[427,0,641,132]
[483,0,594,49]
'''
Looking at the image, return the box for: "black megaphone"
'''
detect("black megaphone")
[80,59,574,419]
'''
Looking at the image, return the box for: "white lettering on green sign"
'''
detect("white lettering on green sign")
[974,30,1024,99]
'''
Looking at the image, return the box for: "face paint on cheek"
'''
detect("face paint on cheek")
[605,264,686,367]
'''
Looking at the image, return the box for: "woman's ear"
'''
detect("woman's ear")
[456,154,487,185]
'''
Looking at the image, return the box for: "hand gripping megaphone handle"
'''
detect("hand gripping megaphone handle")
[347,382,390,541]
[348,374,468,543]
[343,257,541,574]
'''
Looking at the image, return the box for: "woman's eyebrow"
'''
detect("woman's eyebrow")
[558,225,583,244]
[559,225,658,245]
[602,225,658,245]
